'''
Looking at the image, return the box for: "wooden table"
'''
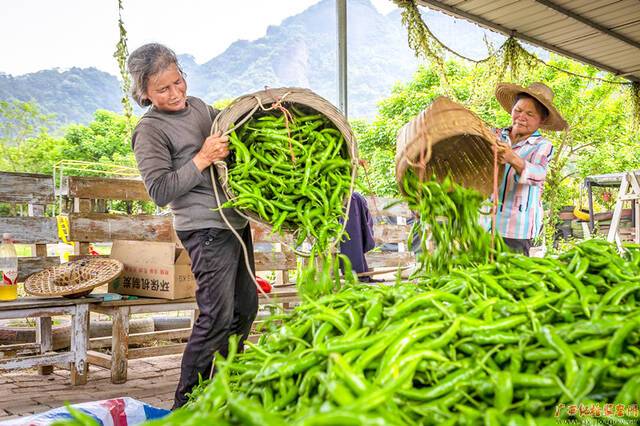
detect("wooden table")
[0,297,98,385]
[87,285,299,384]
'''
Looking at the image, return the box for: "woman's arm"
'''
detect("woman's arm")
[132,125,205,207]
[499,140,554,187]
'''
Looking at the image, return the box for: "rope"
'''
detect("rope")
[259,88,297,163]
[209,166,270,301]
[208,105,270,301]
[490,142,500,261]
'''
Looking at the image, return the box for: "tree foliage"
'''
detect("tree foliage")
[0,104,136,174]
[353,55,639,245]
[0,100,55,172]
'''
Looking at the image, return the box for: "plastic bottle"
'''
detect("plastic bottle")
[0,233,18,301]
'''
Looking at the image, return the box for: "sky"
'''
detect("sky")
[0,0,397,77]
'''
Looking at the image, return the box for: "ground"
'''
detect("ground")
[0,355,180,421]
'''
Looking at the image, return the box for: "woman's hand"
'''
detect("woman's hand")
[193,132,229,171]
[497,145,525,174]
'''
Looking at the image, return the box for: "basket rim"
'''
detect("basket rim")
[212,87,359,234]
[24,258,124,297]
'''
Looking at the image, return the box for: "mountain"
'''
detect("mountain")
[0,67,123,126]
[0,0,505,128]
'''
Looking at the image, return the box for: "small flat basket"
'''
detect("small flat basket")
[25,258,124,298]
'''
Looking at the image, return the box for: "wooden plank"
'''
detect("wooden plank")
[129,302,197,315]
[28,204,45,217]
[36,317,53,375]
[74,241,91,256]
[366,251,415,268]
[0,306,76,319]
[111,306,130,384]
[87,350,112,369]
[0,342,41,357]
[68,176,150,201]
[0,172,54,204]
[70,303,89,385]
[89,328,192,350]
[0,352,72,369]
[608,177,630,243]
[0,297,95,312]
[93,199,108,213]
[366,197,412,218]
[0,217,58,244]
[91,297,196,309]
[32,244,48,257]
[254,251,297,271]
[68,213,173,242]
[74,198,92,213]
[372,224,411,244]
[17,256,60,282]
[251,222,295,244]
[128,343,187,360]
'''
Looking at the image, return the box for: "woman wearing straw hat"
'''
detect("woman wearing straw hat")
[127,43,258,410]
[491,82,568,255]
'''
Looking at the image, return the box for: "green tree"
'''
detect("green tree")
[61,109,137,168]
[0,100,55,172]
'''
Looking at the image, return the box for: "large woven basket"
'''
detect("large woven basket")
[212,87,358,230]
[25,258,123,298]
[395,96,502,198]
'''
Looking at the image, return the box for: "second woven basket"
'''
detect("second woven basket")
[395,96,502,198]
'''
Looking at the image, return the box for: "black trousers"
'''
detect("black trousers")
[173,225,258,409]
[503,237,532,256]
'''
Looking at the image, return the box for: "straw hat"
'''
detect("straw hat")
[25,258,123,298]
[495,82,568,131]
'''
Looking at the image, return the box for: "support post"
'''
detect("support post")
[337,0,348,117]
[70,303,89,385]
[587,181,595,232]
[111,306,130,384]
[36,317,53,375]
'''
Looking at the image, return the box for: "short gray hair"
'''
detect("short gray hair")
[127,43,184,107]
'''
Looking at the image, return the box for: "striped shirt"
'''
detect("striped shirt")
[487,128,554,240]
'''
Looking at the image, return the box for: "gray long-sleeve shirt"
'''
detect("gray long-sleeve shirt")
[132,96,247,231]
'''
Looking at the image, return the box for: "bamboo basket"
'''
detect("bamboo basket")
[211,87,358,230]
[395,96,502,198]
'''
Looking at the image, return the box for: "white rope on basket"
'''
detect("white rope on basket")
[207,89,358,295]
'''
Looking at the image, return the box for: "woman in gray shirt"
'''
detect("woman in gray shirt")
[127,43,258,410]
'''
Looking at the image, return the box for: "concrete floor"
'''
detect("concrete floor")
[0,354,180,422]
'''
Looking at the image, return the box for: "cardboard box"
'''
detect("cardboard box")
[109,240,196,299]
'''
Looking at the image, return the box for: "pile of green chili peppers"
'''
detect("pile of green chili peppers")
[402,170,506,275]
[223,106,353,253]
[54,172,640,426]
[123,240,640,426]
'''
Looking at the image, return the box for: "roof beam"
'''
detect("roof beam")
[533,0,640,51]
[415,0,640,82]
[619,67,640,77]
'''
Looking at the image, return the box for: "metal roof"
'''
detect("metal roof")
[416,0,640,82]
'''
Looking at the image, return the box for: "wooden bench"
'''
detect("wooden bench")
[1,171,414,384]
[58,175,304,382]
[85,285,299,384]
[0,172,91,384]
[0,297,96,385]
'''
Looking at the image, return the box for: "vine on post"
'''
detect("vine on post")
[393,0,450,92]
[114,0,133,133]
[392,0,639,123]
